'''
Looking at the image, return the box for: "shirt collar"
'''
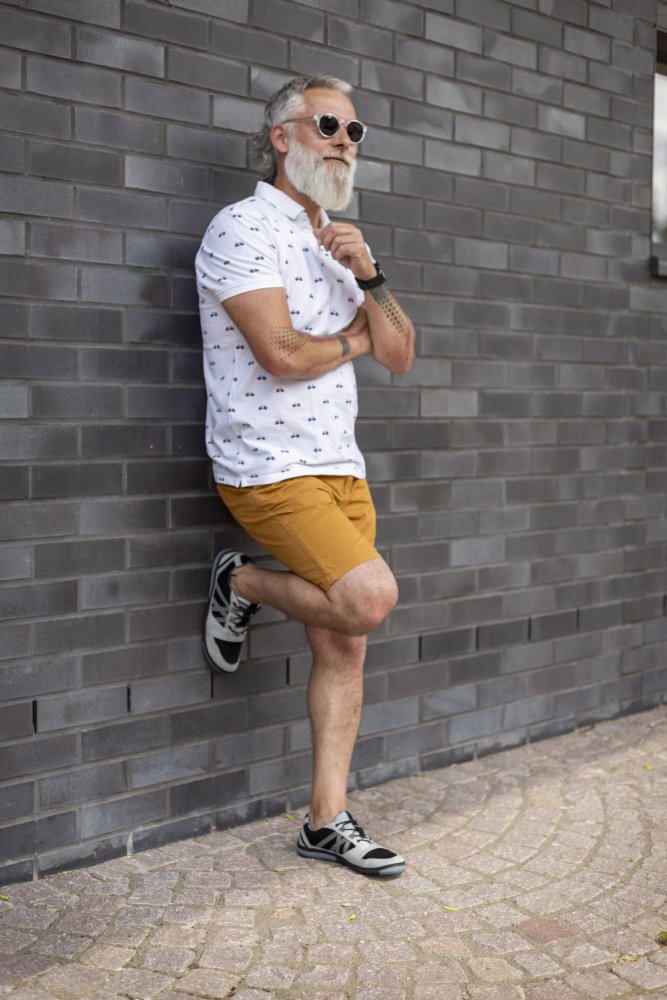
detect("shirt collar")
[254,180,330,229]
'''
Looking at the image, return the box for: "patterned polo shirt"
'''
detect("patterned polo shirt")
[196,182,367,487]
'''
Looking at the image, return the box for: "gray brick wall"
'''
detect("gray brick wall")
[1,0,665,882]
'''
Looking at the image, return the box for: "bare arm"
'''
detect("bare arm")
[315,222,416,374]
[222,287,373,379]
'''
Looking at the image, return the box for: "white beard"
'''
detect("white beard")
[284,136,356,212]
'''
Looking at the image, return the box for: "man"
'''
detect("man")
[195,75,415,877]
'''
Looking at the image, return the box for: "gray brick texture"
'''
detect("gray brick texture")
[0,0,665,880]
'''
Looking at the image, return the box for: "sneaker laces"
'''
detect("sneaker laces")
[334,812,373,847]
[226,598,258,637]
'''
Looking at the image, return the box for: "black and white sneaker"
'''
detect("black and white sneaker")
[297,810,406,877]
[203,549,260,673]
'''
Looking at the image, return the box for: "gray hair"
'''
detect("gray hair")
[250,75,353,182]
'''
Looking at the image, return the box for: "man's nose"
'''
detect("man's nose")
[333,123,351,147]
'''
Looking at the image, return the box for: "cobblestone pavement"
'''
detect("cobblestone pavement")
[1,707,666,1000]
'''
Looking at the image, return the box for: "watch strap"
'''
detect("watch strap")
[356,260,386,290]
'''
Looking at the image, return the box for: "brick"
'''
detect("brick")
[124,1,207,47]
[248,753,311,796]
[130,672,211,715]
[215,728,285,768]
[328,18,392,60]
[33,463,122,501]
[360,696,420,736]
[126,460,208,496]
[125,77,209,124]
[0,381,28,418]
[128,530,209,569]
[31,304,121,342]
[130,744,209,790]
[27,55,120,106]
[31,384,123,419]
[80,791,166,839]
[82,716,169,762]
[34,612,125,656]
[0,702,33,742]
[78,187,166,229]
[37,687,128,733]
[77,26,165,75]
[170,771,245,816]
[0,46,20,89]
[0,219,26,255]
[80,269,169,308]
[168,48,246,94]
[82,424,168,459]
[29,222,123,264]
[0,811,77,861]
[362,0,424,34]
[0,91,71,140]
[81,571,169,611]
[75,107,163,154]
[0,625,31,663]
[0,735,78,781]
[0,259,77,301]
[2,7,72,57]
[29,141,121,186]
[0,780,34,823]
[0,135,24,174]
[124,386,203,419]
[0,580,77,623]
[40,763,127,808]
[449,708,503,744]
[212,22,287,66]
[0,544,31,581]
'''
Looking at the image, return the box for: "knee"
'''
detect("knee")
[345,575,398,636]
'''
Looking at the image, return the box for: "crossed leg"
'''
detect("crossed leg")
[230,554,398,637]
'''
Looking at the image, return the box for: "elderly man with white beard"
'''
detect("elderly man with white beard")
[195,75,415,877]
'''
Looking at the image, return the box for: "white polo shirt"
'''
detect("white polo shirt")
[196,182,367,487]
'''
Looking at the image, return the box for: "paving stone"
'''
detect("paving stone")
[0,709,664,999]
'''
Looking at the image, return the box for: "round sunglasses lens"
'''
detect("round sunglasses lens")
[318,114,340,137]
[347,121,364,143]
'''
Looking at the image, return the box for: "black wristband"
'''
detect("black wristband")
[356,260,387,290]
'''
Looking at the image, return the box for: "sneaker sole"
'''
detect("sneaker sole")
[296,843,406,877]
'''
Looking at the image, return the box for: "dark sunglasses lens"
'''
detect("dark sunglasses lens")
[318,114,340,137]
[347,120,365,143]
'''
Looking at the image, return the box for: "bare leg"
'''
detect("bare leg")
[305,625,366,829]
[231,556,398,637]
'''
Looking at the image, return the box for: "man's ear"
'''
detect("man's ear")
[270,123,290,155]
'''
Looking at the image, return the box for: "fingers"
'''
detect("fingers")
[315,223,373,273]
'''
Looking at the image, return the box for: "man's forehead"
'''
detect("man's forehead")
[302,87,356,116]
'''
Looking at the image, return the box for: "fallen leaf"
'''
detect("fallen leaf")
[274,868,288,873]
[348,914,357,921]
[444,905,459,911]
[283,813,297,821]
[656,930,667,946]
[0,894,9,902]
[643,763,654,772]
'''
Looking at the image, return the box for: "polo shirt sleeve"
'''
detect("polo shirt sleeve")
[196,208,284,304]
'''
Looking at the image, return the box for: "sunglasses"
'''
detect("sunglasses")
[280,113,367,144]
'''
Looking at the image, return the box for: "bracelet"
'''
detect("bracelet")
[336,334,351,357]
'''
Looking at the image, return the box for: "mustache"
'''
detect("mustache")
[322,153,354,166]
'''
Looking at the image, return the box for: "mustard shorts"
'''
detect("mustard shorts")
[216,475,379,591]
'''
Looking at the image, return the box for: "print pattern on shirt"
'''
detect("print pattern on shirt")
[195,182,367,487]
